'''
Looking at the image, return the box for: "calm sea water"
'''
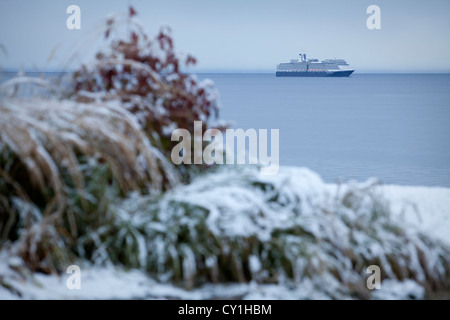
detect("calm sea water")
[198,74,450,187]
[2,72,449,187]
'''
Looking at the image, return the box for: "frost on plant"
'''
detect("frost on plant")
[0,97,177,272]
[107,167,450,298]
[69,7,228,181]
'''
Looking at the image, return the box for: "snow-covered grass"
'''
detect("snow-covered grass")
[1,166,449,300]
[107,166,450,298]
[0,258,431,300]
[0,95,177,273]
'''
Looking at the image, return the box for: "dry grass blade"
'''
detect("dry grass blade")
[0,97,177,195]
[0,96,178,271]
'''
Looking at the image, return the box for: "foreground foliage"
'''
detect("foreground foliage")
[104,167,450,298]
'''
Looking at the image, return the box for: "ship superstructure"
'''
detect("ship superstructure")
[276,53,354,77]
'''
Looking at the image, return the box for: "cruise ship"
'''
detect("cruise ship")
[276,53,354,77]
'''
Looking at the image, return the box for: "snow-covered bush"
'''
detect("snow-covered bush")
[0,6,224,271]
[86,166,450,298]
[68,7,228,181]
[0,97,177,272]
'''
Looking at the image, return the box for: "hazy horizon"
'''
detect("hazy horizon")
[1,0,450,73]
[2,69,450,75]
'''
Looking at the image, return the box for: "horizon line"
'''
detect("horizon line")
[2,68,450,75]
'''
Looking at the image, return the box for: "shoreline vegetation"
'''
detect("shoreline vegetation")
[1,8,449,299]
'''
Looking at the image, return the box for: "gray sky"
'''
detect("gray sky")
[1,0,450,72]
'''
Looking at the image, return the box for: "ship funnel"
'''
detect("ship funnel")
[298,53,308,62]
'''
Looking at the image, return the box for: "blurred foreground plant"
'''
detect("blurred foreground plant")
[0,6,225,272]
[91,167,450,298]
[69,7,228,181]
[0,97,177,272]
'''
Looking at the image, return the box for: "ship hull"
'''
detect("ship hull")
[276,70,354,77]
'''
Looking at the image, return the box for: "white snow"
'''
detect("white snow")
[382,185,450,246]
[324,183,450,246]
[371,279,425,300]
